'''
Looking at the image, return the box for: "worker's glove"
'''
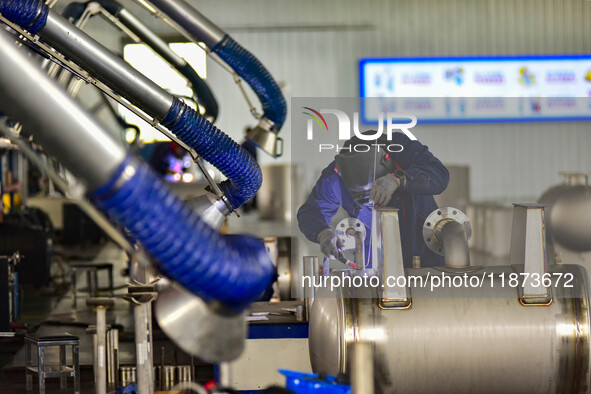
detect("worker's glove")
[318,228,344,259]
[370,173,400,206]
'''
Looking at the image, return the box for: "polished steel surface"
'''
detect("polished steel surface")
[133,302,154,394]
[146,0,226,48]
[263,237,292,301]
[350,342,374,394]
[154,284,246,362]
[264,237,278,268]
[246,120,283,158]
[96,307,107,394]
[258,164,294,221]
[440,221,471,268]
[120,366,136,386]
[163,365,175,390]
[176,365,192,382]
[509,204,549,301]
[539,173,591,252]
[309,264,591,393]
[466,203,513,258]
[219,362,232,388]
[106,329,119,387]
[303,256,319,320]
[276,237,293,300]
[0,29,126,190]
[118,8,186,68]
[42,11,174,120]
[185,193,229,230]
[308,287,346,375]
[377,209,407,303]
[423,207,472,258]
[354,232,364,271]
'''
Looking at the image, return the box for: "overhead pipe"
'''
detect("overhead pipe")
[0,0,259,210]
[144,0,287,157]
[0,27,274,310]
[62,0,219,122]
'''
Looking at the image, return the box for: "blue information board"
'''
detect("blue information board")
[359,55,591,123]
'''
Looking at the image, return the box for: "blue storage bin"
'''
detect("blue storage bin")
[280,369,351,394]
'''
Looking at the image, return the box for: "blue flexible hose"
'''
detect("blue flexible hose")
[161,98,261,208]
[92,156,275,309]
[0,0,49,34]
[213,36,286,130]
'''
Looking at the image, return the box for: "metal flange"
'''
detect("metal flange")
[335,218,366,251]
[422,207,471,256]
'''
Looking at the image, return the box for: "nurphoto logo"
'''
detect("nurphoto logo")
[302,107,418,152]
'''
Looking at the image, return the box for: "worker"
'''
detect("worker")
[297,131,450,269]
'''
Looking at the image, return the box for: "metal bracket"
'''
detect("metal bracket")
[509,203,551,305]
[375,208,410,308]
[233,74,261,120]
[123,285,159,305]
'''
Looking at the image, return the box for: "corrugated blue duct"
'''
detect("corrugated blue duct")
[161,98,261,208]
[1,0,49,33]
[92,156,274,309]
[213,36,287,130]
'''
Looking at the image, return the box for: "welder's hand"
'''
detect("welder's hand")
[370,173,400,206]
[318,228,344,259]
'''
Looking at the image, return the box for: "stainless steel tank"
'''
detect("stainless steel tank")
[539,173,591,252]
[258,164,304,221]
[309,264,591,393]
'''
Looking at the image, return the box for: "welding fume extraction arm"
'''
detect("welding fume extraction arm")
[0,25,274,322]
[0,0,259,215]
[61,0,219,122]
[143,0,287,157]
[0,0,281,363]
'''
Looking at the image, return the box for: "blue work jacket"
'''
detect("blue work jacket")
[297,133,450,268]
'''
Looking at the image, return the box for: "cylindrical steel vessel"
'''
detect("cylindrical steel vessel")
[539,173,591,252]
[258,164,296,221]
[309,264,591,393]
